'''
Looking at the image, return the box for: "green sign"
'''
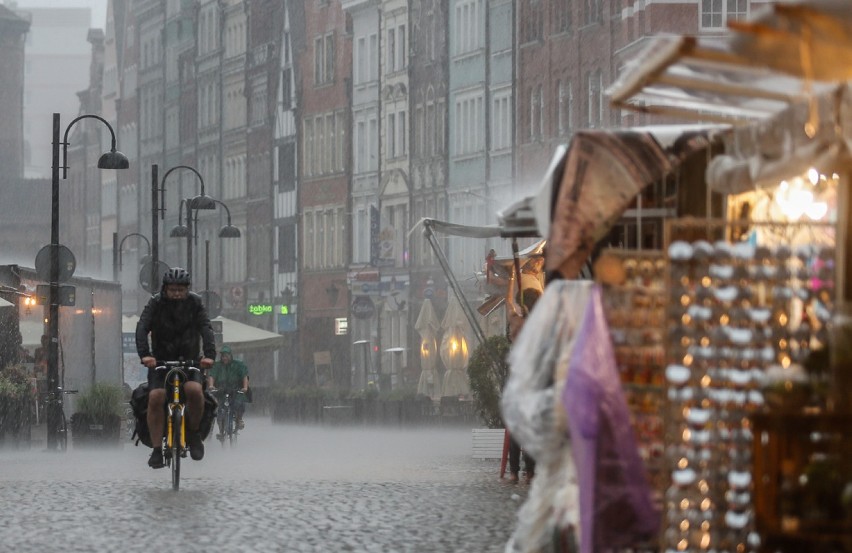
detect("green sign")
[248,303,273,315]
[280,305,290,315]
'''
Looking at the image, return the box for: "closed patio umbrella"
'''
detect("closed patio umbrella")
[440,294,471,397]
[415,298,441,399]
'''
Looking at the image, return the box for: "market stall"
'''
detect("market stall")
[499,5,852,552]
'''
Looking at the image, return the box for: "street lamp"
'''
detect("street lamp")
[112,232,151,281]
[48,112,128,450]
[158,164,216,218]
[169,197,240,276]
[151,164,216,293]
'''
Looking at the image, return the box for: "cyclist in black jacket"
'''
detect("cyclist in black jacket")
[136,267,215,468]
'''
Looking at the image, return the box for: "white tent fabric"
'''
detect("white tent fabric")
[123,314,284,352]
[20,320,43,348]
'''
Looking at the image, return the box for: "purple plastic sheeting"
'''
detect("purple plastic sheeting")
[561,285,659,553]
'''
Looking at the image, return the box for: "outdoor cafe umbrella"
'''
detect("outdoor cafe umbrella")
[415,298,441,399]
[440,293,471,397]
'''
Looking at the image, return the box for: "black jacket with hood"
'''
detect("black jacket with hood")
[136,289,216,363]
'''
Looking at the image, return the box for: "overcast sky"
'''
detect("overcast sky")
[6,0,107,29]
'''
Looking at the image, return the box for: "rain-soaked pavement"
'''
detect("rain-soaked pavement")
[0,417,527,552]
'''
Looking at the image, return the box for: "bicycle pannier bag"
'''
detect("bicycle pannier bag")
[199,390,218,440]
[129,382,153,448]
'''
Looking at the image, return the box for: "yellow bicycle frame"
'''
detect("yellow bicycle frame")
[165,369,186,450]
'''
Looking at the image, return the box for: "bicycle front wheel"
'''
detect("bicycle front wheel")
[171,410,182,491]
[228,410,236,447]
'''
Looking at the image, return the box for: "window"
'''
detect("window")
[281,68,292,109]
[557,79,573,135]
[491,91,512,150]
[369,117,378,170]
[523,0,543,42]
[398,110,406,157]
[387,113,396,158]
[326,114,335,172]
[337,113,346,172]
[415,104,424,157]
[701,0,749,29]
[369,33,378,80]
[455,0,482,55]
[278,143,295,191]
[426,95,435,156]
[356,36,367,84]
[529,86,543,139]
[585,0,602,24]
[397,25,406,70]
[304,119,314,177]
[314,33,335,85]
[305,211,314,268]
[303,207,346,269]
[436,98,446,154]
[587,71,603,128]
[387,27,396,73]
[454,93,484,155]
[356,120,366,172]
[278,223,296,273]
[354,208,368,263]
[303,112,345,176]
[554,0,572,34]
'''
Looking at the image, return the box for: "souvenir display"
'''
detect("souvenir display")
[597,250,667,495]
[662,220,835,553]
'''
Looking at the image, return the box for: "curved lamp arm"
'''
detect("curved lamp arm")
[117,233,151,269]
[213,199,233,225]
[160,165,209,219]
[61,114,127,179]
[212,199,241,238]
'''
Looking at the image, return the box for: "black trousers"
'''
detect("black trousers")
[508,435,535,474]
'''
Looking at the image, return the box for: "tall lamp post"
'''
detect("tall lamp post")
[48,112,128,450]
[152,164,215,290]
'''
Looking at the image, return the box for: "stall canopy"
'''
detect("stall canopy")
[122,314,285,352]
[497,125,719,279]
[607,1,852,196]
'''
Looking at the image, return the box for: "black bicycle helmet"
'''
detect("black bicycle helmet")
[162,267,191,286]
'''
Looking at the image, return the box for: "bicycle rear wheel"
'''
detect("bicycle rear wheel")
[171,410,182,491]
[57,410,68,452]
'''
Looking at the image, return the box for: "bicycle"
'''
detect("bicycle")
[211,388,243,447]
[156,361,203,491]
[124,405,136,441]
[41,387,78,451]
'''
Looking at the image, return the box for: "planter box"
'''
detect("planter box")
[472,428,506,460]
[70,413,121,447]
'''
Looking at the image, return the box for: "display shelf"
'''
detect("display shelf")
[752,411,852,553]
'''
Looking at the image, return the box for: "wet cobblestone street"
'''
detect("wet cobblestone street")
[0,418,526,552]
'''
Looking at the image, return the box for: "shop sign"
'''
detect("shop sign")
[352,296,375,319]
[248,303,273,315]
[334,317,348,335]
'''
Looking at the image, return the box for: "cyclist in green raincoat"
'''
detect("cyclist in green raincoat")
[207,345,249,438]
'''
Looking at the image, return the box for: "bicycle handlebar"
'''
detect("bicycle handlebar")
[155,361,202,372]
[42,388,78,398]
